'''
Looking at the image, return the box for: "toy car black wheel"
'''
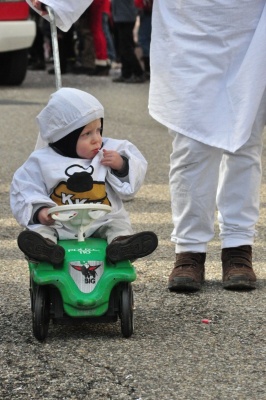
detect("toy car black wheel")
[32,285,50,341]
[120,283,134,338]
[29,276,35,312]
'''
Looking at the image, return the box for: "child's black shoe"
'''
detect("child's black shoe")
[106,231,158,264]
[17,230,65,267]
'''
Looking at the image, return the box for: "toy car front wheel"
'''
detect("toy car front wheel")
[120,283,134,338]
[32,286,50,341]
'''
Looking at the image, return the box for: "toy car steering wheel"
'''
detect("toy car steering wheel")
[48,204,112,241]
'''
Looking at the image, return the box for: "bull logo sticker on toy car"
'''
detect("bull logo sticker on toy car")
[69,260,104,293]
[50,164,111,206]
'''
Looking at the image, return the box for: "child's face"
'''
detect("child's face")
[76,119,103,159]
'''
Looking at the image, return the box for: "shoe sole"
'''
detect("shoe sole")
[168,278,202,292]
[18,231,65,266]
[223,278,256,290]
[106,231,158,263]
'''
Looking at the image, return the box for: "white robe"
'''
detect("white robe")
[149,0,266,152]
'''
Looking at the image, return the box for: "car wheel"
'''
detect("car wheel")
[0,48,28,86]
[32,285,50,341]
[120,283,134,338]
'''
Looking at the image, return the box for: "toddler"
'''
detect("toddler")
[10,87,158,266]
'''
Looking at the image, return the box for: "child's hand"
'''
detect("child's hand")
[101,149,124,171]
[38,207,55,226]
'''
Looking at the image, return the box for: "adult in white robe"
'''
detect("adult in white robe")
[148,0,266,291]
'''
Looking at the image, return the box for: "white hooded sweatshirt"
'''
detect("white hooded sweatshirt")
[10,88,147,239]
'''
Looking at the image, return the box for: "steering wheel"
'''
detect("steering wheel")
[48,204,112,242]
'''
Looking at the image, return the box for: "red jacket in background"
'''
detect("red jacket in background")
[102,0,111,15]
[134,0,153,12]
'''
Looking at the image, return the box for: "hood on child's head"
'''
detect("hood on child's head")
[37,88,104,143]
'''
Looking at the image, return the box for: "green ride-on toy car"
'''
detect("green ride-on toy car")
[28,204,136,341]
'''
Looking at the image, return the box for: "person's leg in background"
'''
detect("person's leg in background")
[28,13,46,70]
[88,0,110,76]
[102,7,117,65]
[113,21,145,83]
[47,27,75,75]
[73,9,96,74]
[137,10,152,79]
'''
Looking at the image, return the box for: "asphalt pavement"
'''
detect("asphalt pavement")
[0,68,265,399]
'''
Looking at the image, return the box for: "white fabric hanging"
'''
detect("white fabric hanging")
[149,0,266,152]
[26,0,93,32]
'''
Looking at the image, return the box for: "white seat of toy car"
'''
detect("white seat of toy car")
[48,204,112,242]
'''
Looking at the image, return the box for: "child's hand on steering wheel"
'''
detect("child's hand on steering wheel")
[38,207,55,225]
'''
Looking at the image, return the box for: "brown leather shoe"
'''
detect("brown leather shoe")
[168,252,206,292]
[222,245,256,290]
[106,231,158,263]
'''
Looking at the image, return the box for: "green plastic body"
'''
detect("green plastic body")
[28,238,137,318]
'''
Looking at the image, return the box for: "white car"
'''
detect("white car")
[0,0,36,85]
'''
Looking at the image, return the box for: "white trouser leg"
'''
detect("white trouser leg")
[31,220,133,245]
[31,225,58,243]
[217,117,265,249]
[169,131,223,253]
[92,220,133,244]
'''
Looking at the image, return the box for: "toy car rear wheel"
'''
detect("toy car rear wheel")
[32,286,50,341]
[29,276,36,312]
[120,283,134,338]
